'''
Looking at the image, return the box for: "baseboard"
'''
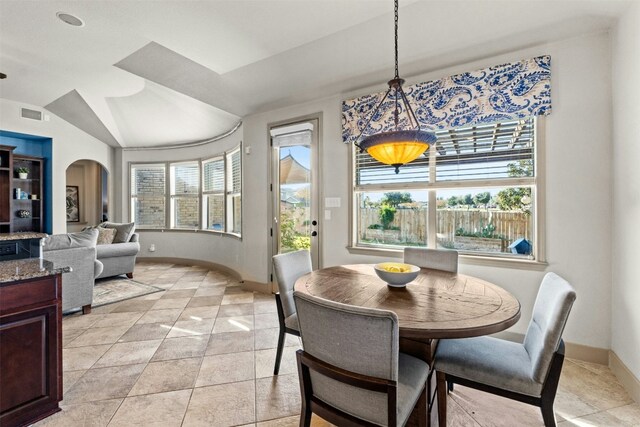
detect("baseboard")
[136,257,242,281]
[610,351,640,404]
[492,331,609,365]
[240,280,271,294]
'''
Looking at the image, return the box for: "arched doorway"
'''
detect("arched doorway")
[65,160,109,232]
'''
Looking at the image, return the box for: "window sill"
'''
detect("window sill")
[137,228,242,241]
[346,246,547,270]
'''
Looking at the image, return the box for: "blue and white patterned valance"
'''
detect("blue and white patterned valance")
[342,55,551,144]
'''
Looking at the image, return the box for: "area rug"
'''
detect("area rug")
[92,278,164,307]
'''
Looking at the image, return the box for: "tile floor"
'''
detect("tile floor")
[36,261,639,427]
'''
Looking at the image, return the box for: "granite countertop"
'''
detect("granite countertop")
[0,258,71,283]
[0,232,48,241]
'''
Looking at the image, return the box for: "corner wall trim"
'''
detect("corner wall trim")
[241,280,271,294]
[610,351,640,404]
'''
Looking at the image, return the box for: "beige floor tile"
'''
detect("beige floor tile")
[560,360,633,410]
[187,295,224,307]
[91,311,143,329]
[179,306,220,321]
[554,388,599,422]
[255,374,301,422]
[62,370,86,394]
[196,351,254,387]
[206,330,255,355]
[129,357,202,396]
[109,389,192,427]
[62,313,107,330]
[257,414,335,426]
[63,344,111,371]
[151,297,191,310]
[89,302,122,314]
[605,403,640,425]
[450,386,543,427]
[110,299,156,313]
[136,308,183,324]
[140,290,166,300]
[183,380,255,427]
[199,280,228,288]
[93,339,162,368]
[254,328,300,350]
[34,398,122,427]
[162,289,197,299]
[222,292,254,305]
[151,335,209,361]
[558,410,634,426]
[117,322,172,342]
[166,318,215,338]
[218,303,254,317]
[194,286,226,297]
[447,396,483,426]
[254,300,278,314]
[213,315,255,333]
[171,281,202,290]
[62,328,85,347]
[254,312,280,330]
[62,363,146,404]
[66,325,131,348]
[255,346,299,378]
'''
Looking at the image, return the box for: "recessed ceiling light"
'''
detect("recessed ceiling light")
[56,12,84,27]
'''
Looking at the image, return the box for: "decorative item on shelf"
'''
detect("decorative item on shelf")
[21,192,29,199]
[14,188,21,199]
[352,0,436,174]
[31,194,38,200]
[17,210,31,218]
[16,167,29,179]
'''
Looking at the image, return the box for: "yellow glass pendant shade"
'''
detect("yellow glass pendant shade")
[366,141,428,166]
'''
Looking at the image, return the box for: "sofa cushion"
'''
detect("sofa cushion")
[44,229,98,251]
[96,227,117,245]
[96,241,140,258]
[100,221,135,244]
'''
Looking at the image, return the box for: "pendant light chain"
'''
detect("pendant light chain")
[394,0,399,79]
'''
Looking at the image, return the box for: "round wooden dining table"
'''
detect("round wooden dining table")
[294,264,521,427]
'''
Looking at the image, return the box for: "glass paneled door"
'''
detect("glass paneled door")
[270,119,320,270]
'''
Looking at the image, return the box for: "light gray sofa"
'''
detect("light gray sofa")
[43,229,104,314]
[96,232,140,279]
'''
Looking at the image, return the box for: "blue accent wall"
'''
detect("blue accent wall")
[0,130,53,233]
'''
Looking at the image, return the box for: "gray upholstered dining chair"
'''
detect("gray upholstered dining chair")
[272,250,312,375]
[293,291,429,427]
[403,247,458,273]
[435,272,576,427]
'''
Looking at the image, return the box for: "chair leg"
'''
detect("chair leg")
[436,371,447,427]
[299,406,312,427]
[273,329,286,375]
[540,399,557,427]
[448,381,454,393]
[82,304,92,315]
[126,272,133,279]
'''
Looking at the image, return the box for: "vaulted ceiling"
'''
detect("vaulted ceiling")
[0,0,631,148]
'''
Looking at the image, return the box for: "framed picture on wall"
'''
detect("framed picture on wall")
[66,185,80,222]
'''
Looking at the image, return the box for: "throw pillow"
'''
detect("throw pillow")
[96,227,117,245]
[43,229,98,251]
[100,221,136,244]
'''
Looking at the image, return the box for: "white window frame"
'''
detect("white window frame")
[350,118,545,264]
[201,156,226,233]
[169,160,200,230]
[128,143,243,238]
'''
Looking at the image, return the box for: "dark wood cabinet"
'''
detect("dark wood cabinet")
[0,147,44,233]
[0,273,62,427]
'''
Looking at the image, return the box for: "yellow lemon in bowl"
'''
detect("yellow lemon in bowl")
[374,262,420,287]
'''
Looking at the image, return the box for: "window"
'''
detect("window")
[129,144,242,236]
[353,117,538,260]
[226,148,242,235]
[131,164,166,229]
[202,157,225,231]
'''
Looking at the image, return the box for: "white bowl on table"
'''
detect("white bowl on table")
[374,262,420,287]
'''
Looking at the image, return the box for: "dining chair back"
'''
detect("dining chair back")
[271,250,311,375]
[435,272,576,427]
[294,291,429,426]
[403,247,459,273]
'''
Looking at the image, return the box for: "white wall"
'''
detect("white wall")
[611,1,640,379]
[0,98,115,233]
[66,160,103,232]
[116,129,247,276]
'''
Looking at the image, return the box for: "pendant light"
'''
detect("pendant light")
[354,0,436,174]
